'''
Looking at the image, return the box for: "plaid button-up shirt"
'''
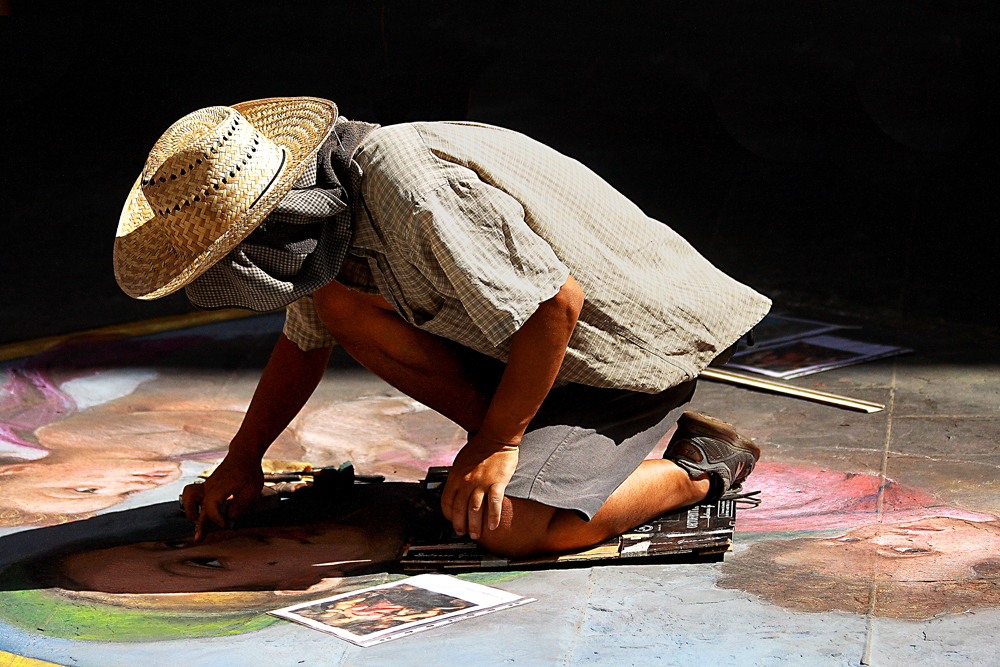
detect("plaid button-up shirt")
[285,121,771,392]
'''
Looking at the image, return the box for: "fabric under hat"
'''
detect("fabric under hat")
[114,97,339,300]
[184,118,379,311]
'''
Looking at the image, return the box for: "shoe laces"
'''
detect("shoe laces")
[724,488,762,508]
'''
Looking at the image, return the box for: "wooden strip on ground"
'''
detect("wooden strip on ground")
[0,309,257,362]
[701,367,885,413]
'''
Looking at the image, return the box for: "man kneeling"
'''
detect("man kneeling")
[113,97,770,558]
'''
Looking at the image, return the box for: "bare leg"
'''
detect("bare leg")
[313,280,708,556]
[312,280,504,432]
[477,460,709,558]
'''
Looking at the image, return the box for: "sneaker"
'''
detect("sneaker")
[663,411,760,502]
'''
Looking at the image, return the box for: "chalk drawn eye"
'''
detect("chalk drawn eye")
[73,488,98,494]
[189,557,224,569]
[892,547,929,554]
[837,537,860,542]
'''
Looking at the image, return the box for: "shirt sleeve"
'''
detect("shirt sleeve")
[405,177,571,347]
[283,295,337,351]
[336,252,380,295]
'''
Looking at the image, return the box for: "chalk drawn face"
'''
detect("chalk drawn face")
[0,457,180,514]
[717,516,1000,618]
[779,517,1000,583]
[1,406,301,525]
[57,524,395,594]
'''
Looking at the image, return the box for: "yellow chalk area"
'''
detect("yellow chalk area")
[0,650,69,667]
[0,308,256,362]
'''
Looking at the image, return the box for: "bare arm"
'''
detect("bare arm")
[228,334,332,462]
[478,274,584,443]
[182,333,332,540]
[441,274,584,539]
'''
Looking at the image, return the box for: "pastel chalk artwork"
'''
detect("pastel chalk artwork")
[0,321,465,529]
[1,312,998,664]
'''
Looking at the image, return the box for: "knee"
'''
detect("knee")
[311,282,381,340]
[473,497,555,559]
[475,527,540,559]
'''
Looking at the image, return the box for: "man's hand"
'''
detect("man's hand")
[181,455,264,542]
[179,334,331,542]
[441,433,519,540]
[439,275,583,542]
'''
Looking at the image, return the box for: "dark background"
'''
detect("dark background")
[1,0,997,347]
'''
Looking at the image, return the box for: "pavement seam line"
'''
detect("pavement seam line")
[861,362,897,666]
[895,414,997,420]
[563,568,598,665]
[880,455,1000,469]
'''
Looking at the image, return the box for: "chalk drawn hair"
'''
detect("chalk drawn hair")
[0,503,83,529]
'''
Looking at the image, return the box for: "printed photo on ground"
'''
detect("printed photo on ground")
[725,335,910,379]
[269,573,532,646]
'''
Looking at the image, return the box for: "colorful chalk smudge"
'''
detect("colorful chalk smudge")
[722,462,1000,619]
[0,322,467,528]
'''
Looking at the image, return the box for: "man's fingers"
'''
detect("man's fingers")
[193,495,229,542]
[487,484,505,531]
[228,483,260,520]
[467,488,486,540]
[193,511,209,542]
[440,483,455,521]
[181,484,204,523]
[199,495,228,534]
[441,470,462,521]
[450,489,472,537]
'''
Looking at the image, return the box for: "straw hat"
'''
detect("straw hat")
[114,97,338,300]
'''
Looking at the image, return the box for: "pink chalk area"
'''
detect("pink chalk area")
[738,462,994,532]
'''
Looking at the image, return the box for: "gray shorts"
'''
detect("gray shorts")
[504,379,697,520]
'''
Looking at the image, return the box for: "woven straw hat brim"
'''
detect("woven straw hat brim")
[114,97,338,300]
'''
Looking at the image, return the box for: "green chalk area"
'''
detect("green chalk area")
[0,587,276,641]
[0,568,527,642]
